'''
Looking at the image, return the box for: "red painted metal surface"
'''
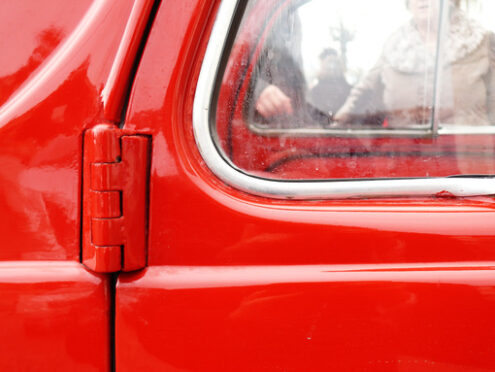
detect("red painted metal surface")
[0,0,93,107]
[0,0,153,261]
[118,0,495,369]
[0,262,111,371]
[117,264,495,371]
[82,124,149,273]
[102,0,157,122]
[4,0,495,369]
[124,0,495,267]
[0,0,154,370]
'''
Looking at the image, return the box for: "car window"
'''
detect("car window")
[213,0,495,181]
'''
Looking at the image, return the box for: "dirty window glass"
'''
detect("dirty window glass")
[215,0,495,180]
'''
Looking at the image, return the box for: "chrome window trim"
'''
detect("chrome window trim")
[192,0,495,200]
[247,123,434,138]
[247,123,495,137]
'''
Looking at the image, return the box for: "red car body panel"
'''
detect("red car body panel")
[0,262,110,371]
[0,0,151,261]
[117,264,495,371]
[0,0,153,369]
[116,0,495,370]
[2,0,495,370]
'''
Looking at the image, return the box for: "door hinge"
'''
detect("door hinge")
[82,124,150,273]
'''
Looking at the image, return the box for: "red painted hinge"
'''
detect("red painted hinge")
[82,124,150,273]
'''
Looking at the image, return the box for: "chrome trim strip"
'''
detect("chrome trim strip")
[432,0,449,136]
[246,123,495,137]
[247,123,433,138]
[439,125,495,135]
[192,0,495,200]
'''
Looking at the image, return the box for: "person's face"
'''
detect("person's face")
[408,0,441,26]
[321,55,343,78]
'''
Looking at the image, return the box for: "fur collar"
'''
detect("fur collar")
[384,9,486,73]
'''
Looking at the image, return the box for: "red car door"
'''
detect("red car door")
[0,0,154,370]
[115,0,495,371]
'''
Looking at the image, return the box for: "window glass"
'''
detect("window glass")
[215,0,495,180]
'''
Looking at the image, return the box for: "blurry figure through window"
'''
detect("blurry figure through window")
[249,8,306,124]
[335,0,495,127]
[308,48,351,116]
